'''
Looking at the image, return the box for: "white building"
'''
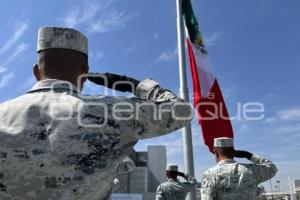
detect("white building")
[113,145,167,200]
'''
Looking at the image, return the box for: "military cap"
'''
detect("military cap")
[214,137,234,148]
[166,164,178,172]
[37,27,88,56]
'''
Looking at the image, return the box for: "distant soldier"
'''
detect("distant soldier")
[0,27,193,200]
[113,157,136,191]
[156,164,197,200]
[200,137,278,200]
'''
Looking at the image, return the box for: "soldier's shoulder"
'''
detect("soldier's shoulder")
[203,162,238,176]
[201,166,218,181]
[204,164,222,174]
[161,180,176,187]
[156,182,169,191]
[160,181,170,186]
[236,162,258,170]
[82,95,138,103]
[0,94,29,108]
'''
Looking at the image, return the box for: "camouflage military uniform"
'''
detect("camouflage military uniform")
[113,157,136,192]
[0,79,192,200]
[200,154,277,200]
[156,174,197,200]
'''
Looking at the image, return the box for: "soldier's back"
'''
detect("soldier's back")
[202,160,258,200]
[158,180,188,200]
[0,82,137,200]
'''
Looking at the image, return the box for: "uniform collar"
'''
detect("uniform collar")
[28,79,79,93]
[217,159,236,165]
[167,178,178,183]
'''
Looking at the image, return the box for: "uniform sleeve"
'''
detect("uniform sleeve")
[200,171,216,200]
[155,185,165,200]
[181,174,197,193]
[250,154,278,184]
[119,78,194,140]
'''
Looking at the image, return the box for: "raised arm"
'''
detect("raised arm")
[87,73,194,140]
[131,78,193,139]
[250,154,277,183]
[235,150,277,184]
[178,172,197,192]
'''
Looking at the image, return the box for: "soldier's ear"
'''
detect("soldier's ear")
[33,64,41,81]
[213,148,220,159]
[79,64,89,88]
[213,147,217,154]
[80,64,89,74]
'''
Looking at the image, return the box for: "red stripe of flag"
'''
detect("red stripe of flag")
[186,39,234,152]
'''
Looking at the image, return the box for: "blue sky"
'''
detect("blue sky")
[0,0,299,192]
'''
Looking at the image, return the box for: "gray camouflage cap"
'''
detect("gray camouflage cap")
[166,164,178,172]
[214,137,234,148]
[37,27,88,56]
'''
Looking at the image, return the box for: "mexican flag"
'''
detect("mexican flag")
[182,0,234,152]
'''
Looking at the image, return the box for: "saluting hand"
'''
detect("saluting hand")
[177,172,185,177]
[235,150,253,160]
[87,72,140,93]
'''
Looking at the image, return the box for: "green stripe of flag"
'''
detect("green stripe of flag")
[182,0,199,43]
[182,0,208,54]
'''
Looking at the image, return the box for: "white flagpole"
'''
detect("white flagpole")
[176,0,196,200]
[288,176,295,200]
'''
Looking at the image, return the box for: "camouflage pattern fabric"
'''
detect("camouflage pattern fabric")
[37,27,88,55]
[200,155,277,200]
[0,79,193,200]
[156,174,197,200]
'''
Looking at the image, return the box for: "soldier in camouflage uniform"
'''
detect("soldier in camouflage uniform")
[156,164,197,200]
[113,157,136,191]
[0,27,193,200]
[200,137,278,200]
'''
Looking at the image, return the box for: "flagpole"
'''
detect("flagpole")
[288,176,295,200]
[176,0,196,200]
